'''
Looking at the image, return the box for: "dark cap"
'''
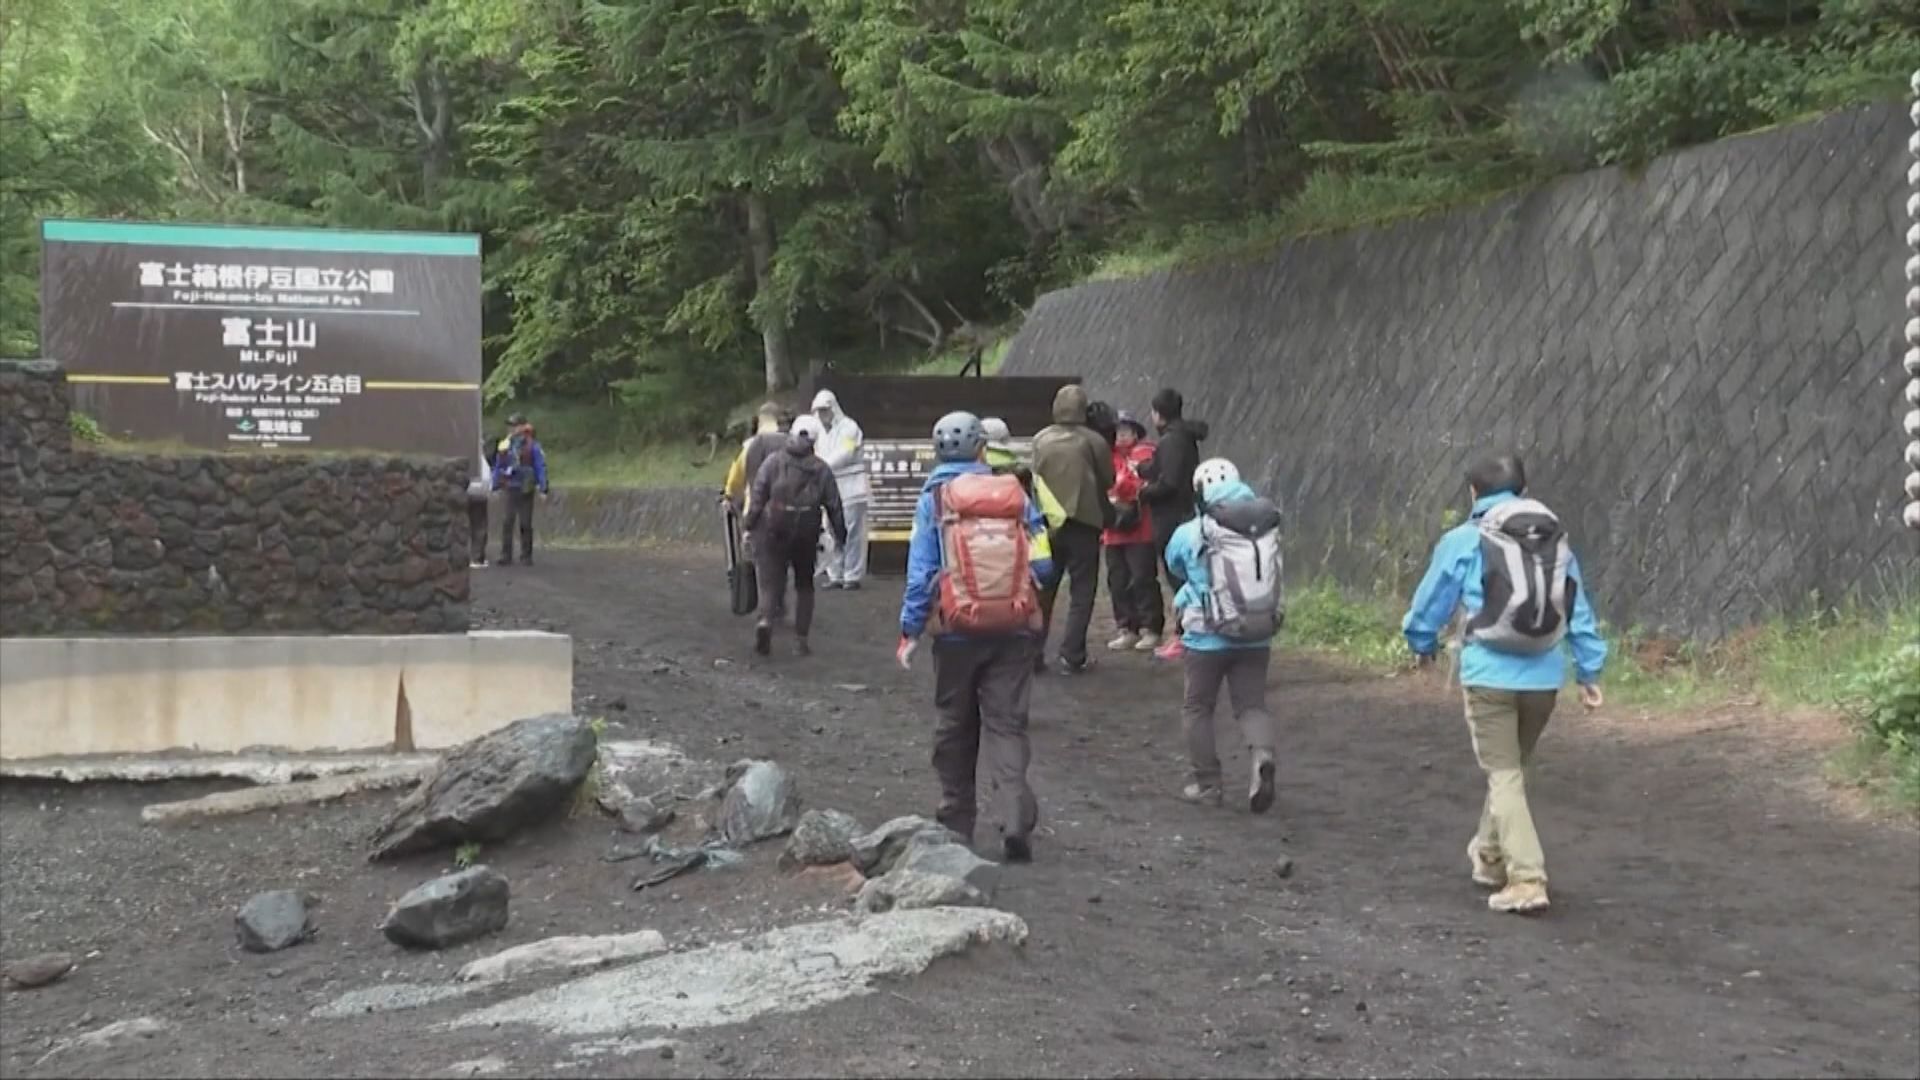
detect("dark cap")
[1151,388,1183,420]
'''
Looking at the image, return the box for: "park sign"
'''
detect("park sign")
[39,219,481,465]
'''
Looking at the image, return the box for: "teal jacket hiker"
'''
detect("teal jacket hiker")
[1166,479,1277,653]
[1402,491,1609,691]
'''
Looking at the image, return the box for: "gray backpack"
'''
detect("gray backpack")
[1465,498,1574,654]
[1183,496,1284,642]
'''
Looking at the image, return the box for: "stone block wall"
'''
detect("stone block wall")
[1003,104,1915,637]
[0,361,470,635]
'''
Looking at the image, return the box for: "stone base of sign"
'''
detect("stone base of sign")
[0,631,571,760]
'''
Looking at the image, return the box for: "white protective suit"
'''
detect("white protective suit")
[811,389,870,585]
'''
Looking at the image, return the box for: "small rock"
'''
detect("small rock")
[41,1017,169,1060]
[1087,893,1102,905]
[1742,970,1763,979]
[266,968,285,980]
[834,683,870,694]
[1255,973,1275,986]
[896,834,1001,899]
[659,1045,676,1060]
[857,870,987,913]
[782,809,866,868]
[4,952,75,990]
[1273,857,1295,880]
[236,891,315,954]
[850,816,956,875]
[382,867,510,950]
[609,697,629,712]
[616,797,676,836]
[717,760,803,845]
[1355,1000,1368,1013]
[446,1056,507,1076]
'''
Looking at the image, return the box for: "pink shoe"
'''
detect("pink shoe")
[1154,636,1185,661]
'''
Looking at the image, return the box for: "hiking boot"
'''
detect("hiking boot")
[823,580,844,591]
[1488,879,1550,914]
[842,580,862,591]
[1249,755,1277,814]
[498,558,514,567]
[1468,840,1507,889]
[794,637,812,658]
[1003,836,1033,864]
[471,558,488,569]
[1057,656,1095,676]
[1180,782,1224,807]
[1134,631,1162,652]
[1154,636,1186,662]
[753,622,773,657]
[1107,631,1140,651]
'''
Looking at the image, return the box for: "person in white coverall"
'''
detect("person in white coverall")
[811,389,870,588]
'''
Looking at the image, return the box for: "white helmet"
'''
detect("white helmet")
[1192,458,1241,503]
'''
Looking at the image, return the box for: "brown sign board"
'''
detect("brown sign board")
[40,219,481,469]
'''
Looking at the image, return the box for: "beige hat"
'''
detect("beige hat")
[981,417,1013,451]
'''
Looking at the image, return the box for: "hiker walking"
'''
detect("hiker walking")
[744,415,848,658]
[1104,409,1164,652]
[1031,385,1114,674]
[1402,454,1609,915]
[723,402,791,515]
[810,390,870,589]
[897,411,1055,863]
[1165,458,1284,813]
[1140,388,1210,660]
[492,413,549,566]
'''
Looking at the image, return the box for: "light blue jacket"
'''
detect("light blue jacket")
[900,461,1056,640]
[1402,491,1609,691]
[1165,479,1276,653]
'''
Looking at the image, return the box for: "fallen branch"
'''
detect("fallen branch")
[141,763,432,825]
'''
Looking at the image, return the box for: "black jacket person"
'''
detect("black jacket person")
[743,417,848,656]
[1139,387,1210,574]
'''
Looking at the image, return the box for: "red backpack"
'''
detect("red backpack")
[935,473,1040,634]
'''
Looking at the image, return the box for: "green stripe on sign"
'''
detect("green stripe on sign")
[42,219,480,257]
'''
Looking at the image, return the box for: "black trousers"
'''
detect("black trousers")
[467,496,490,564]
[932,635,1038,843]
[1105,543,1164,634]
[754,530,821,637]
[501,490,536,562]
[1037,520,1102,667]
[1152,505,1194,588]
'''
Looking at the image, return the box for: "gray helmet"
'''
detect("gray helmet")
[932,411,986,462]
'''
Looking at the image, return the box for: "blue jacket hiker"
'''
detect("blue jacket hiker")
[895,412,1053,864]
[492,416,548,566]
[1163,458,1280,814]
[900,461,1055,641]
[1400,454,1609,916]
[1401,490,1607,691]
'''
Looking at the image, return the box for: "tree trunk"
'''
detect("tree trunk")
[219,88,248,196]
[410,66,453,205]
[744,189,794,392]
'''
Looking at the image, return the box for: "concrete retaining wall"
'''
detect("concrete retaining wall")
[1003,104,1915,636]
[0,631,572,759]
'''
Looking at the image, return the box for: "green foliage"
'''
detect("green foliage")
[6,0,1916,399]
[453,841,482,869]
[1850,644,1920,759]
[67,411,105,444]
[1284,579,1409,670]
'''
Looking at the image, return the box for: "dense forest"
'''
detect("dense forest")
[4,0,1915,433]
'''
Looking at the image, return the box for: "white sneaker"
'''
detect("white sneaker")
[1134,631,1162,652]
[1107,631,1140,651]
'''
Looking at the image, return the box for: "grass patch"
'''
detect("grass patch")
[453,841,482,870]
[1285,576,1917,730]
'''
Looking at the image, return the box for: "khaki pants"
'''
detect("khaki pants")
[1463,688,1557,884]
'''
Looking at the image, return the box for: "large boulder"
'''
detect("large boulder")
[857,870,987,913]
[382,867,510,950]
[235,890,315,953]
[850,816,958,876]
[717,760,802,845]
[370,715,597,860]
[781,809,865,868]
[896,835,1001,900]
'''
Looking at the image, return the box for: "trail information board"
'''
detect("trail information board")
[862,437,1032,543]
[39,220,481,464]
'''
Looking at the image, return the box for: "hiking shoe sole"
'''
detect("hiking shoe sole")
[1003,836,1032,864]
[753,624,772,656]
[1250,759,1276,814]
